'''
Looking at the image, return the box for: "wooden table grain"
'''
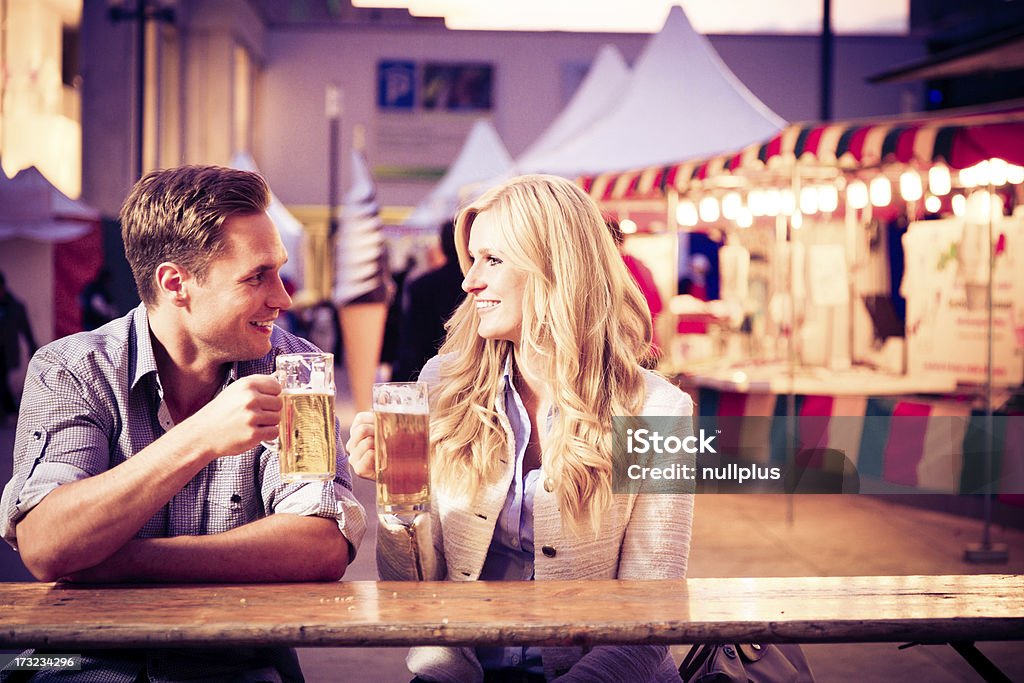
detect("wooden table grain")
[0,575,1021,649]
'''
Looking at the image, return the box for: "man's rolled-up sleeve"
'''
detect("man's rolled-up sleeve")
[273,480,367,562]
[0,352,114,550]
[262,413,367,561]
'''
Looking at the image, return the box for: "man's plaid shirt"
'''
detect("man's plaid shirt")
[0,304,366,682]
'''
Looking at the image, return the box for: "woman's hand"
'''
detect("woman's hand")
[346,411,377,480]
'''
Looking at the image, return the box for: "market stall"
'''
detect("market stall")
[580,102,1024,500]
[0,166,102,343]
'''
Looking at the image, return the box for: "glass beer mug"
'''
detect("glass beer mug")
[372,382,430,518]
[264,352,337,483]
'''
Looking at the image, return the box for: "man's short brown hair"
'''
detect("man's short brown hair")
[120,165,270,305]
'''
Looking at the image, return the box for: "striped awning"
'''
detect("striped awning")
[581,103,1024,202]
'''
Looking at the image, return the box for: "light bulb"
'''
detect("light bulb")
[928,164,951,196]
[780,189,796,216]
[799,186,818,215]
[870,176,891,207]
[951,194,966,217]
[924,195,941,213]
[817,185,839,213]
[973,160,991,186]
[847,180,868,209]
[721,192,742,220]
[990,158,1009,186]
[676,200,698,227]
[699,196,720,223]
[620,218,638,235]
[959,166,976,189]
[736,207,753,228]
[899,171,923,202]
[791,211,803,230]
[748,189,767,217]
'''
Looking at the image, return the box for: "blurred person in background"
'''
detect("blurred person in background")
[0,271,38,421]
[679,253,710,301]
[607,216,664,354]
[79,268,120,330]
[392,219,466,382]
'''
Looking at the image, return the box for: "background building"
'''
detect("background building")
[9,0,1024,332]
[72,0,926,218]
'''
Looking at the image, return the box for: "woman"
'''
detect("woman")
[347,175,694,682]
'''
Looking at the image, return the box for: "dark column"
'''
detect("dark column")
[820,0,833,121]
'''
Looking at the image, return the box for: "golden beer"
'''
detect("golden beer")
[374,410,430,514]
[279,391,336,482]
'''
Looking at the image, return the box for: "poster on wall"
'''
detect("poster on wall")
[421,63,493,111]
[902,215,1024,386]
[376,60,494,112]
[375,60,494,183]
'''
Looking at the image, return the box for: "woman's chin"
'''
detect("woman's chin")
[476,327,512,343]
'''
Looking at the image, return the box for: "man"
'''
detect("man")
[0,271,37,419]
[391,220,465,382]
[0,166,366,682]
[79,267,120,330]
[606,217,664,354]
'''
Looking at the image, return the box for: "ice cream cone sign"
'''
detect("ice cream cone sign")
[333,129,390,412]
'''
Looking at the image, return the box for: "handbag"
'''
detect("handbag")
[679,643,816,683]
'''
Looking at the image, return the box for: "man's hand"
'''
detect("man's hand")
[186,375,283,458]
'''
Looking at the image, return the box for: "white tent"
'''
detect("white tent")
[0,166,98,241]
[513,44,630,173]
[402,119,513,230]
[229,152,306,288]
[519,5,786,178]
[0,166,102,345]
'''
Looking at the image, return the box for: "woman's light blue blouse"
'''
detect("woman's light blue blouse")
[475,370,544,673]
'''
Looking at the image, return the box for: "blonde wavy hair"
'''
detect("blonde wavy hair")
[430,175,655,531]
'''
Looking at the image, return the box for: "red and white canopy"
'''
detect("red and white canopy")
[581,102,1024,202]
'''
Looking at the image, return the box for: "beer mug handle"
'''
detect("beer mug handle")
[261,368,287,453]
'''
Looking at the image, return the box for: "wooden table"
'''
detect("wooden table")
[1,574,1022,650]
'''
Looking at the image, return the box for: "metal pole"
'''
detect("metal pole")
[135,0,146,180]
[786,170,799,525]
[820,0,833,121]
[964,187,1009,563]
[326,85,342,241]
[845,193,858,365]
[985,189,994,549]
[0,0,8,144]
[325,85,343,303]
[667,187,680,293]
[107,2,173,179]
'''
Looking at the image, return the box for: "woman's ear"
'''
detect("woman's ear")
[154,262,189,307]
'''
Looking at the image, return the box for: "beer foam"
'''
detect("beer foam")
[373,384,429,414]
[282,387,334,395]
[375,402,429,415]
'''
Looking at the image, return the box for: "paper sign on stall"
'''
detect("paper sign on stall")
[808,244,849,306]
[902,217,1024,386]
